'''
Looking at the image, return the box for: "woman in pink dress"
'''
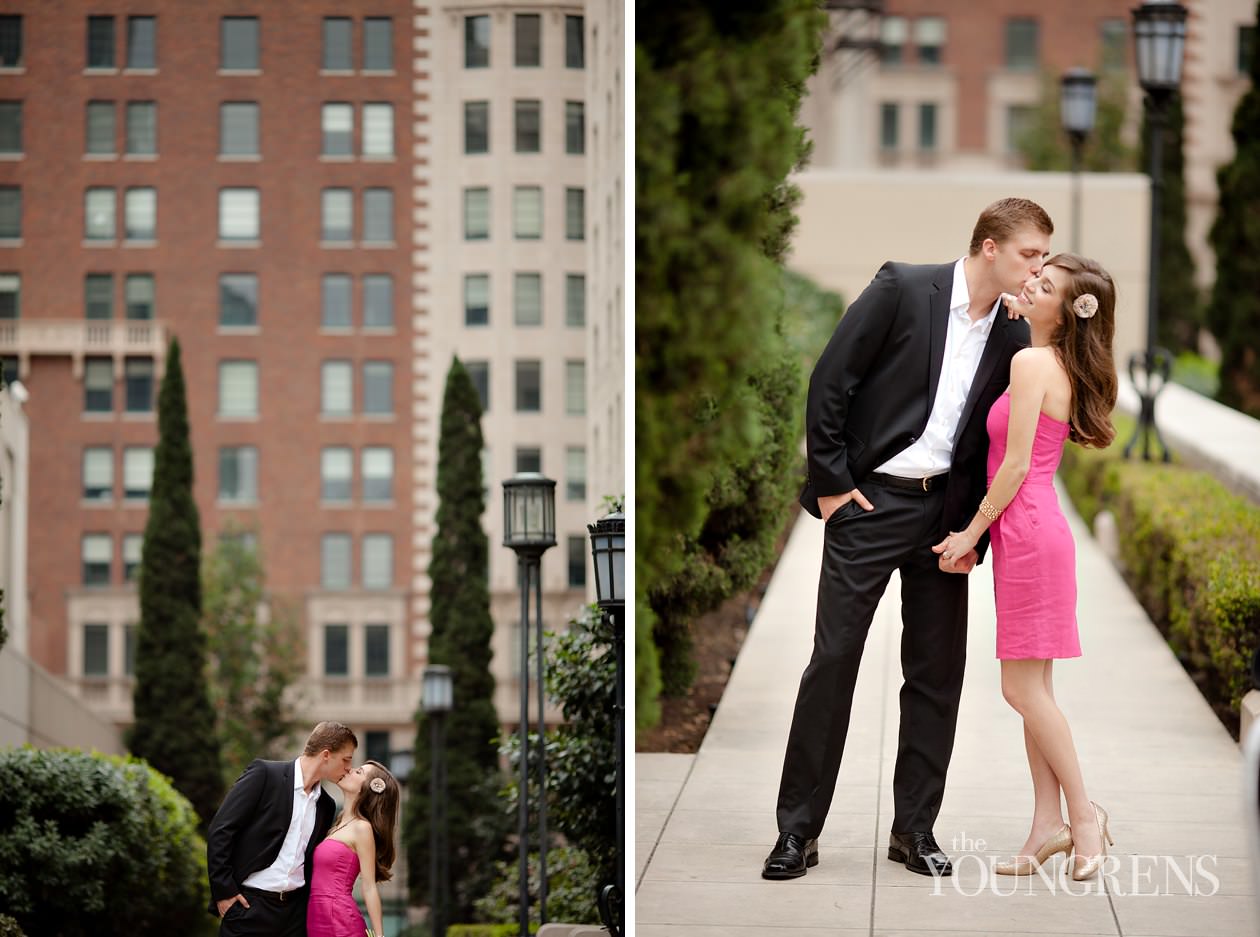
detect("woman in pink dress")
[936,253,1117,881]
[307,760,400,937]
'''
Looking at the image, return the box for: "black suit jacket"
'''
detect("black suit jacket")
[799,260,1030,561]
[205,759,336,915]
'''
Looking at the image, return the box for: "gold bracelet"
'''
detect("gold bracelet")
[979,497,1002,521]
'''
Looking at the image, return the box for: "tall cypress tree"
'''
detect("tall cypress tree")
[129,339,223,824]
[404,358,507,920]
[1207,4,1260,416]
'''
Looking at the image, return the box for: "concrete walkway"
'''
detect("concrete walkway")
[636,484,1258,936]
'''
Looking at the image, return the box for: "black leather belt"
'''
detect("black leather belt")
[243,885,298,902]
[868,472,949,493]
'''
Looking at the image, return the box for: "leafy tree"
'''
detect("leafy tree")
[202,526,304,785]
[129,338,223,826]
[1207,1,1260,416]
[403,358,509,921]
[636,0,824,728]
[1015,71,1135,172]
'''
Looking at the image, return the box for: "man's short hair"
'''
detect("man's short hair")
[968,197,1054,255]
[303,721,358,755]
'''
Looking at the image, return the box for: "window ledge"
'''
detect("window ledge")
[320,501,355,509]
[362,413,395,421]
[0,153,23,161]
[81,499,116,508]
[217,239,261,249]
[217,413,260,422]
[319,155,356,162]
[320,241,355,249]
[361,327,395,335]
[122,68,158,75]
[360,69,395,77]
[121,497,151,506]
[362,500,396,509]
[217,499,258,509]
[84,67,121,75]
[360,241,397,249]
[219,154,262,161]
[82,411,116,420]
[319,69,356,77]
[318,327,354,335]
[319,413,354,422]
[218,326,261,335]
[218,69,263,76]
[122,154,158,161]
[0,238,23,247]
[84,153,119,161]
[0,68,26,75]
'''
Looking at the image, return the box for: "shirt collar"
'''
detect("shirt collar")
[950,257,998,336]
[293,757,311,795]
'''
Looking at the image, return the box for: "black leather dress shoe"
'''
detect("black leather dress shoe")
[761,832,819,880]
[887,831,952,876]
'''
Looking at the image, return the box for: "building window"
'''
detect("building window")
[515,14,541,67]
[123,446,153,499]
[321,360,353,415]
[85,274,113,319]
[322,188,353,242]
[362,447,393,502]
[363,361,393,415]
[1241,25,1256,75]
[514,273,542,326]
[123,539,141,583]
[324,623,349,676]
[0,274,18,319]
[125,102,156,155]
[565,274,585,327]
[124,357,154,412]
[126,274,154,320]
[567,535,586,588]
[362,534,392,589]
[0,187,17,238]
[364,623,390,677]
[466,360,489,412]
[918,103,938,151]
[220,102,259,156]
[464,101,489,154]
[1006,105,1035,154]
[0,16,22,68]
[127,16,156,69]
[365,730,390,763]
[220,188,259,241]
[321,534,352,590]
[124,187,155,240]
[0,357,16,387]
[516,447,541,473]
[566,101,584,154]
[1005,18,1038,70]
[363,188,393,243]
[83,447,113,501]
[565,15,584,68]
[83,536,112,586]
[464,187,489,240]
[565,188,585,240]
[222,17,259,71]
[880,102,899,151]
[321,447,353,501]
[566,446,586,501]
[465,15,490,68]
[220,273,258,327]
[0,101,19,154]
[83,623,109,675]
[515,100,541,153]
[914,17,945,66]
[565,360,585,415]
[87,16,115,69]
[464,274,489,326]
[1101,19,1127,72]
[322,103,353,156]
[513,186,542,239]
[322,274,352,329]
[219,445,258,502]
[85,358,113,412]
[323,18,352,70]
[86,102,115,155]
[363,103,392,156]
[364,18,392,70]
[363,275,393,328]
[515,360,541,412]
[880,16,906,66]
[219,360,258,417]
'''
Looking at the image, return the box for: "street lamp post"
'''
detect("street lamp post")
[1059,68,1097,254]
[1125,0,1188,462]
[422,666,453,937]
[588,511,626,937]
[502,473,557,937]
[388,748,414,933]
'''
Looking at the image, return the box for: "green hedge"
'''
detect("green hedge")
[1059,413,1260,728]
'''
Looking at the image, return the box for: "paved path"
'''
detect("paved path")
[636,484,1257,936]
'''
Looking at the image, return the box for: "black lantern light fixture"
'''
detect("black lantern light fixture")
[422,665,453,937]
[502,472,557,936]
[1125,0,1187,462]
[1059,68,1097,253]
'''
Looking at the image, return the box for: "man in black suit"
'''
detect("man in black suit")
[763,198,1053,880]
[207,721,358,935]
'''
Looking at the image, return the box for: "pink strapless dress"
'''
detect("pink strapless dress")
[307,838,366,937]
[985,391,1081,660]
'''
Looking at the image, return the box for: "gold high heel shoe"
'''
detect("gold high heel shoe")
[1070,802,1114,881]
[994,824,1073,875]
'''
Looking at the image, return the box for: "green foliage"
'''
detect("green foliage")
[472,847,600,929]
[1016,71,1135,173]
[404,358,510,920]
[0,748,212,936]
[0,914,24,937]
[1171,352,1220,398]
[202,525,303,785]
[1207,0,1260,417]
[636,0,824,728]
[447,924,537,937]
[129,338,223,825]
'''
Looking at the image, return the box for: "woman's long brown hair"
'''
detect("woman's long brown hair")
[1043,252,1118,448]
[354,760,399,882]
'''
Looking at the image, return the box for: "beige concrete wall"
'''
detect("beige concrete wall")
[788,169,1150,372]
[0,643,123,753]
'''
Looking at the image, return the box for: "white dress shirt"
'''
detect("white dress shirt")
[875,257,999,478]
[242,758,321,893]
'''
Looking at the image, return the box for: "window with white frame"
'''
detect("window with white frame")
[85,273,113,319]
[364,623,390,676]
[465,15,490,68]
[464,101,488,154]
[218,360,258,416]
[324,623,349,676]
[363,103,392,156]
[123,446,153,499]
[321,360,353,415]
[515,360,541,412]
[363,361,392,415]
[126,16,155,69]
[362,446,393,502]
[321,533,352,590]
[125,274,154,319]
[219,445,258,502]
[123,535,142,582]
[0,103,18,155]
[86,101,114,154]
[513,186,542,239]
[125,101,155,154]
[514,272,542,326]
[82,534,112,586]
[219,188,259,241]
[515,14,540,67]
[84,358,113,411]
[221,16,259,71]
[566,446,586,501]
[322,103,353,156]
[321,446,353,501]
[464,273,489,326]
[322,274,352,328]
[565,187,585,240]
[322,18,352,71]
[567,535,586,588]
[220,102,258,156]
[0,273,16,319]
[464,187,489,240]
[515,99,541,152]
[124,357,154,412]
[362,188,392,243]
[87,16,115,69]
[124,187,155,239]
[362,534,392,589]
[565,274,585,327]
[220,273,257,327]
[566,101,584,154]
[363,274,393,328]
[83,447,113,501]
[565,15,584,68]
[565,359,585,415]
[83,623,109,675]
[85,187,116,240]
[364,18,392,70]
[322,188,353,241]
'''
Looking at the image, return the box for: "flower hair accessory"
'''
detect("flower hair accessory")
[369,776,387,794]
[1072,293,1099,319]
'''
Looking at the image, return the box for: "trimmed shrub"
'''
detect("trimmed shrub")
[0,748,211,936]
[471,846,599,929]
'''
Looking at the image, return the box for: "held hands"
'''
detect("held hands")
[932,531,979,574]
[217,894,250,917]
[819,488,874,521]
